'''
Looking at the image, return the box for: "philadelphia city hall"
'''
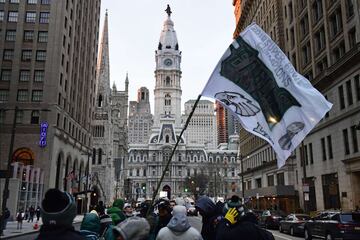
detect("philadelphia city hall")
[127,6,240,200]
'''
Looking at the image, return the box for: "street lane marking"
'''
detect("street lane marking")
[271,233,293,240]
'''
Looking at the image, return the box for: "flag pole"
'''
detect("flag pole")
[147,94,202,216]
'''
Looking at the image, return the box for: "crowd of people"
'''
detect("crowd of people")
[8,188,274,240]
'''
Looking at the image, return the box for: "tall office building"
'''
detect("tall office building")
[232,0,298,213]
[128,87,153,144]
[215,101,229,144]
[183,99,217,149]
[233,0,360,212]
[282,0,360,211]
[0,0,101,214]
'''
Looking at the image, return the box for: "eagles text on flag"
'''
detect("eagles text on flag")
[201,23,332,168]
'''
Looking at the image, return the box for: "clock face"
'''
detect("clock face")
[164,58,173,66]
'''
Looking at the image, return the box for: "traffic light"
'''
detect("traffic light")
[141,183,146,193]
[185,188,188,192]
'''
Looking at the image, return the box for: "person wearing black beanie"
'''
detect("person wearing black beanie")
[36,188,85,240]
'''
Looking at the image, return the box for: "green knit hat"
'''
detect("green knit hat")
[113,199,125,209]
[40,189,77,227]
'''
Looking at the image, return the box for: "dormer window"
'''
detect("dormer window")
[158,42,162,50]
[166,45,171,49]
[166,135,170,143]
[175,44,179,50]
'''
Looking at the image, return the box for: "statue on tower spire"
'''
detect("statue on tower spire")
[165,4,172,17]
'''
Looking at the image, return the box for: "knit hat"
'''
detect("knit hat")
[113,216,150,240]
[40,189,76,227]
[113,199,125,209]
[80,212,101,234]
[227,195,242,208]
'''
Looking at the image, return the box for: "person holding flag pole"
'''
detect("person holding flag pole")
[147,23,332,218]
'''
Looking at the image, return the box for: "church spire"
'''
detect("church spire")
[125,72,129,92]
[96,10,111,106]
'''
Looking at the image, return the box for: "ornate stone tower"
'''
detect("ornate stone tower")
[154,5,182,128]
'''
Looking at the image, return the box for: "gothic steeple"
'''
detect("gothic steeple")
[125,72,129,93]
[96,10,110,108]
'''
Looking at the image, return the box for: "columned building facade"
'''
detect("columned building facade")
[127,7,240,200]
[0,0,100,214]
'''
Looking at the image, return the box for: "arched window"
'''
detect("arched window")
[165,135,170,143]
[98,148,102,164]
[152,153,156,161]
[98,95,103,107]
[165,94,171,106]
[31,110,40,124]
[92,148,96,165]
[166,77,170,86]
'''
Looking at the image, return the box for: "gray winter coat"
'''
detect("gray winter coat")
[156,212,203,240]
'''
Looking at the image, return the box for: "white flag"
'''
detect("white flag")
[202,23,332,168]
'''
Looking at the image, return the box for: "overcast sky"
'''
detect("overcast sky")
[100,1,235,111]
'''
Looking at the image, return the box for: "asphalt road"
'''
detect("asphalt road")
[9,217,304,240]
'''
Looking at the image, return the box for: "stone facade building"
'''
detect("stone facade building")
[127,7,240,200]
[128,87,153,144]
[92,12,129,205]
[233,0,360,212]
[282,0,360,211]
[183,100,217,149]
[0,0,100,214]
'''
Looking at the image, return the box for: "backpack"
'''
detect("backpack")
[16,212,23,221]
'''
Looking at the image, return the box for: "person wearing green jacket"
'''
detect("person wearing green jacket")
[107,199,126,224]
[80,212,101,240]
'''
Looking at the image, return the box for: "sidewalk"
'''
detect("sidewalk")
[1,215,84,239]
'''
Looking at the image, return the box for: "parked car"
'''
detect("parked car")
[279,213,310,236]
[304,211,360,240]
[259,210,286,229]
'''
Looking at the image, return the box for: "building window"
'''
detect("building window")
[22,50,32,61]
[312,0,323,22]
[28,0,37,4]
[3,49,14,61]
[277,172,285,185]
[165,93,171,106]
[338,85,345,109]
[322,173,340,209]
[41,0,51,4]
[34,70,45,82]
[327,135,333,159]
[267,175,274,186]
[17,90,29,102]
[309,143,314,164]
[329,8,343,38]
[346,0,354,18]
[31,90,43,102]
[314,27,325,53]
[343,128,350,155]
[332,42,345,64]
[8,11,18,22]
[39,12,50,23]
[10,0,20,3]
[301,42,311,66]
[16,110,24,124]
[98,149,102,165]
[1,70,11,81]
[348,28,356,49]
[290,28,295,48]
[247,181,251,190]
[346,80,353,106]
[19,70,31,82]
[24,31,34,42]
[38,31,48,43]
[321,137,327,160]
[0,11,4,21]
[351,126,359,153]
[25,12,36,23]
[36,51,46,61]
[255,178,262,188]
[300,14,309,39]
[30,110,40,124]
[0,90,9,102]
[355,75,360,102]
[5,30,16,41]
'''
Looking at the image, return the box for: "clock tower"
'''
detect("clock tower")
[154,5,182,127]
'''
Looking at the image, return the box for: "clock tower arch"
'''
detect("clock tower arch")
[154,5,182,127]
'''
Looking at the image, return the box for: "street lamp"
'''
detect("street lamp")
[0,107,50,235]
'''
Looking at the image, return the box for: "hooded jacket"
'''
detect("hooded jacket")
[156,212,203,240]
[80,213,101,240]
[195,196,220,240]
